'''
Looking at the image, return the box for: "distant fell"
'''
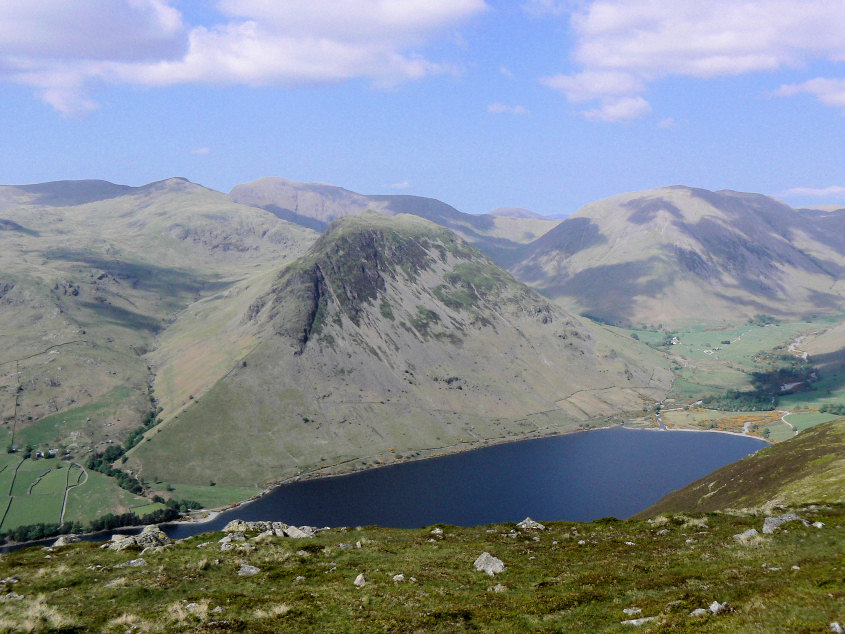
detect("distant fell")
[509,186,845,327]
[229,177,561,262]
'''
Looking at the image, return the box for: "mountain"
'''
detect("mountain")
[128,213,671,488]
[229,177,561,262]
[0,178,317,460]
[637,418,845,516]
[488,207,546,219]
[508,186,845,327]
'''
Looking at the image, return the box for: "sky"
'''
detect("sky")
[2,0,845,217]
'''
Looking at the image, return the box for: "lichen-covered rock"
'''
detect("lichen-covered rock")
[238,564,260,576]
[52,534,82,547]
[107,526,170,551]
[762,513,809,534]
[354,573,366,588]
[474,552,505,576]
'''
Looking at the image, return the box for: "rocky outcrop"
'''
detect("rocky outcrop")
[104,525,170,551]
[222,519,317,538]
[762,513,809,534]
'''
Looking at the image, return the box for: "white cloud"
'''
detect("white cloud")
[488,102,528,115]
[584,96,650,122]
[658,117,676,129]
[388,181,411,189]
[542,0,845,120]
[782,185,845,198]
[499,66,514,79]
[775,78,845,109]
[1,0,487,112]
[191,147,212,155]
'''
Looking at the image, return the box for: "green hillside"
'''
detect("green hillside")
[129,213,671,490]
[638,418,845,516]
[0,503,842,631]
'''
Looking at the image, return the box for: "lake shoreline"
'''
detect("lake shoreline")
[171,421,770,530]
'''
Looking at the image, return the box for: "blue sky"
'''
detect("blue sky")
[2,1,845,216]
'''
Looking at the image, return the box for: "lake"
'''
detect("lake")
[164,427,766,539]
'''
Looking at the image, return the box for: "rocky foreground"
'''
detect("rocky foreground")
[0,507,842,632]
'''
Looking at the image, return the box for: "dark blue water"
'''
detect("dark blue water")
[164,427,766,539]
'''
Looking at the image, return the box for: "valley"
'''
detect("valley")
[1,177,844,540]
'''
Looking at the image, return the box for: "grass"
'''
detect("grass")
[1,494,63,528]
[0,504,843,631]
[785,412,839,431]
[62,470,149,527]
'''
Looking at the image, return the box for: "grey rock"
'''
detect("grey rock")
[623,608,642,616]
[517,517,546,530]
[354,573,366,588]
[474,552,505,576]
[690,608,709,617]
[114,558,147,568]
[709,601,727,614]
[52,534,82,547]
[107,525,170,551]
[0,593,23,602]
[285,526,314,539]
[392,574,405,582]
[830,622,843,633]
[813,521,825,529]
[762,513,809,534]
[492,583,507,593]
[733,528,761,544]
[430,527,444,535]
[237,564,260,576]
[621,616,658,626]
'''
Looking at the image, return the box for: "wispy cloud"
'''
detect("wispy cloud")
[191,147,211,155]
[0,0,488,113]
[540,0,845,121]
[499,66,514,79]
[782,185,845,198]
[775,78,845,111]
[387,180,410,190]
[488,102,528,115]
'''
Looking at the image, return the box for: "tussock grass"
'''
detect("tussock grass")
[0,504,842,631]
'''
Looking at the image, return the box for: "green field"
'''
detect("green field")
[784,411,839,431]
[1,493,63,527]
[62,469,149,526]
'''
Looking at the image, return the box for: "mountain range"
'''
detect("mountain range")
[1,174,844,519]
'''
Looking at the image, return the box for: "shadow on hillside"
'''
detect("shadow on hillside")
[45,250,229,298]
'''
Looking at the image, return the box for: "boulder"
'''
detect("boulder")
[517,517,545,531]
[354,573,366,588]
[762,513,809,534]
[474,552,505,576]
[52,535,82,547]
[830,622,843,633]
[733,528,762,545]
[392,574,405,582]
[114,558,147,568]
[709,601,728,615]
[238,564,260,576]
[690,608,709,617]
[285,526,314,539]
[223,520,250,533]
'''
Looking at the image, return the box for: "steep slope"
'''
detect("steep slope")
[637,418,845,516]
[509,186,845,327]
[130,213,671,488]
[0,178,317,458]
[229,177,561,261]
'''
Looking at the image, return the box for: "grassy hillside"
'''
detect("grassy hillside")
[509,186,845,327]
[129,213,671,489]
[1,504,843,631]
[638,418,845,516]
